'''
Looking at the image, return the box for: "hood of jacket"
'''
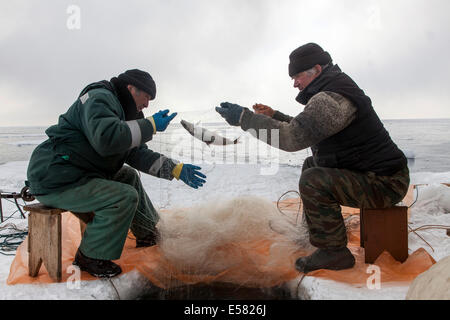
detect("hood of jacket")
[79,79,144,121]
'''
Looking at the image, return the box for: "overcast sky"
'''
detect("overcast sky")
[1,0,449,126]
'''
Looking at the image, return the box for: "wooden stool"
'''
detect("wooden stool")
[360,206,408,264]
[24,203,94,282]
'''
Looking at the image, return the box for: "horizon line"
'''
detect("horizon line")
[0,117,450,128]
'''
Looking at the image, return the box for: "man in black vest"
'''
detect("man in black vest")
[215,43,409,273]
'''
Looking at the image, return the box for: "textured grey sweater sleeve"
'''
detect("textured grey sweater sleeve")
[272,110,294,123]
[240,92,357,152]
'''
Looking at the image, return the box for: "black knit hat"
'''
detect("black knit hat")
[118,69,156,100]
[288,43,332,77]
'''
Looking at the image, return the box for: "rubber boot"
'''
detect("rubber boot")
[295,247,355,273]
[73,249,122,278]
[136,229,160,248]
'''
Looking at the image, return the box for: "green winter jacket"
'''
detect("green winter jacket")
[26,81,176,195]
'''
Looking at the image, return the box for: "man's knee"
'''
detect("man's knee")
[299,166,328,194]
[114,185,139,216]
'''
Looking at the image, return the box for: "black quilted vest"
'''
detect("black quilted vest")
[297,64,407,176]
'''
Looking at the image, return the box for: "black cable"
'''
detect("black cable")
[0,224,28,255]
[1,211,20,224]
[276,190,302,226]
[408,186,419,208]
[108,278,121,300]
[1,197,28,223]
[0,231,28,255]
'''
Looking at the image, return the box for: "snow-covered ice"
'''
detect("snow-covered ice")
[7,140,46,147]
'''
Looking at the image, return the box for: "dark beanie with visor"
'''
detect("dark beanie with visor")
[117,69,156,100]
[288,43,332,77]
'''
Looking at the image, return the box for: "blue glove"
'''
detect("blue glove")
[215,102,244,126]
[147,109,177,132]
[174,164,207,189]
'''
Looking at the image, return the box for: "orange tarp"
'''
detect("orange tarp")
[7,185,435,288]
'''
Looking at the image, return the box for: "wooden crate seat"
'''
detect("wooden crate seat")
[360,206,408,263]
[24,203,93,282]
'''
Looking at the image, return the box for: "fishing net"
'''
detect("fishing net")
[7,186,435,288]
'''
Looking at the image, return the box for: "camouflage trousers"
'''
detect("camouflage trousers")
[299,156,410,249]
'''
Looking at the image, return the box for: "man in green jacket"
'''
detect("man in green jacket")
[26,69,206,278]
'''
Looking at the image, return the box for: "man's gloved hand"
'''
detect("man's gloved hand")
[215,102,244,126]
[172,163,206,189]
[147,109,177,133]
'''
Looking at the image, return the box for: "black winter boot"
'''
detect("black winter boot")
[136,230,160,248]
[73,249,122,278]
[295,247,355,273]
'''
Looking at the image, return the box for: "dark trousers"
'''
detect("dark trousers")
[36,166,159,260]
